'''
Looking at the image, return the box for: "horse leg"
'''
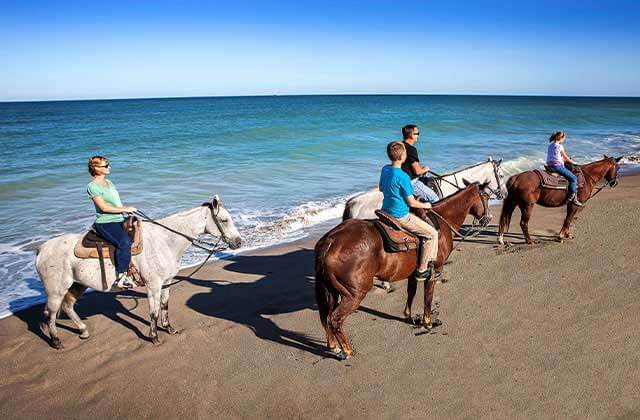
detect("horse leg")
[43,292,65,349]
[559,204,581,240]
[403,276,418,321]
[329,293,365,359]
[160,287,179,335]
[61,283,89,339]
[422,276,437,328]
[519,203,535,244]
[147,286,162,345]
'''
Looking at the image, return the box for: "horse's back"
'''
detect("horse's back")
[343,189,383,220]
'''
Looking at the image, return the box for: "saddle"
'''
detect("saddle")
[373,210,420,253]
[420,176,444,200]
[74,216,144,289]
[534,165,585,190]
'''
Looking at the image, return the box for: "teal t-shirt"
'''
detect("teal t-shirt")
[379,165,414,218]
[87,179,125,224]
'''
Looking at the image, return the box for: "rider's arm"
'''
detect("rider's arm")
[91,196,136,214]
[406,195,432,209]
[411,161,429,177]
[561,149,576,164]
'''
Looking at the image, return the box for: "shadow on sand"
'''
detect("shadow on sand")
[12,284,152,346]
[184,248,328,357]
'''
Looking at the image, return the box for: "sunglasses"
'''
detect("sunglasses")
[95,164,110,168]
[413,132,420,136]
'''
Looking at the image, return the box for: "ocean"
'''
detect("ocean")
[1,94,639,318]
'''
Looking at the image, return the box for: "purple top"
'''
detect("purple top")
[547,142,564,166]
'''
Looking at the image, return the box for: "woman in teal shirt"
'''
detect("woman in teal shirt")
[87,156,137,289]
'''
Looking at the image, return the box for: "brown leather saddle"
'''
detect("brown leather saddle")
[74,216,144,289]
[534,166,585,190]
[373,210,421,253]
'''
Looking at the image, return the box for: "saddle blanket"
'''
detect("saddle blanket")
[534,167,585,190]
[74,218,143,259]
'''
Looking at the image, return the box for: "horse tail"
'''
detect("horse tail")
[499,193,517,236]
[342,201,352,221]
[314,235,338,328]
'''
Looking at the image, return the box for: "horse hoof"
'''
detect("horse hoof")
[150,336,161,345]
[167,327,180,335]
[432,319,443,328]
[51,339,64,350]
[79,330,90,339]
[331,349,348,361]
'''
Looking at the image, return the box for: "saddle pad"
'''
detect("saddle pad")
[534,168,585,190]
[74,219,143,259]
[373,220,419,253]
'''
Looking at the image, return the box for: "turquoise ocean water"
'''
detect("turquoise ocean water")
[1,95,639,318]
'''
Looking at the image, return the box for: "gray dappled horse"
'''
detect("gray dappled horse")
[35,195,242,349]
[342,158,507,221]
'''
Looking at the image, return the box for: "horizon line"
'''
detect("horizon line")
[2,92,640,104]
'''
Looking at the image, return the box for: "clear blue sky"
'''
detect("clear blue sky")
[1,0,639,101]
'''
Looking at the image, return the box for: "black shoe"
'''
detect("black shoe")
[414,268,431,282]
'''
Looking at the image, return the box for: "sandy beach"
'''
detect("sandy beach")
[1,174,639,420]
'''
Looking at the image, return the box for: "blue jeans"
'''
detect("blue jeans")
[93,221,131,274]
[549,165,577,194]
[412,178,440,203]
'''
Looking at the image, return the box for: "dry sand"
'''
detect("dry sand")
[1,174,639,420]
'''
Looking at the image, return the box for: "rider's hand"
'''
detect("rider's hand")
[423,202,432,209]
[124,206,137,213]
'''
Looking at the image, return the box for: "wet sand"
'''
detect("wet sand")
[1,174,639,419]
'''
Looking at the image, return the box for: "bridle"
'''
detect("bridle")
[588,161,619,199]
[427,187,491,247]
[428,159,505,200]
[133,202,231,287]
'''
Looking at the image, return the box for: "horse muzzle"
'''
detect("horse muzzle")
[609,179,619,188]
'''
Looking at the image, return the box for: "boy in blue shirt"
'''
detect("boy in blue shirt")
[379,141,439,281]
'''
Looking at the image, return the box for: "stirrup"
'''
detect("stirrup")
[115,274,135,289]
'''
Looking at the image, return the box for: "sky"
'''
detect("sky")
[1,0,640,101]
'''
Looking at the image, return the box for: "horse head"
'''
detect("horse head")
[602,155,623,188]
[203,195,242,249]
[463,179,491,224]
[489,158,507,199]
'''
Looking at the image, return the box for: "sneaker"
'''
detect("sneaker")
[414,268,431,282]
[115,273,135,289]
[568,193,583,207]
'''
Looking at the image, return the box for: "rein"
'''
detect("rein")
[133,208,229,288]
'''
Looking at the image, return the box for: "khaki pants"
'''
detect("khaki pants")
[397,212,438,268]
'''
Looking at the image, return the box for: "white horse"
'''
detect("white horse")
[35,195,242,349]
[342,158,508,220]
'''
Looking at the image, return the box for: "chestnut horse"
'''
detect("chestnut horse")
[498,155,621,245]
[314,181,489,359]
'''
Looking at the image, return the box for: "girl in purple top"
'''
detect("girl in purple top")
[547,131,582,206]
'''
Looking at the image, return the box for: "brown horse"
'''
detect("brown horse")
[498,155,621,245]
[314,181,489,359]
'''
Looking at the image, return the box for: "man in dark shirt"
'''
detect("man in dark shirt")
[401,124,439,203]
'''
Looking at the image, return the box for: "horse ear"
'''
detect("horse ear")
[463,178,471,186]
[615,156,623,162]
[211,194,220,209]
[480,181,490,190]
[488,156,492,162]
[603,154,610,159]
[497,159,502,165]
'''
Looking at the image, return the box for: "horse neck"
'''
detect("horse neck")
[150,206,209,257]
[582,160,610,184]
[442,162,491,190]
[433,187,476,230]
